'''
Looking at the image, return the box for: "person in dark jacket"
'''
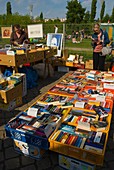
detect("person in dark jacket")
[10,24,27,46]
[91,23,110,71]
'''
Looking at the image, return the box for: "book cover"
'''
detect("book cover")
[100,132,106,145]
[74,136,81,147]
[76,137,83,147]
[84,145,103,153]
[60,133,69,144]
[80,137,86,149]
[71,135,78,146]
[90,120,108,131]
[93,105,108,118]
[93,132,103,143]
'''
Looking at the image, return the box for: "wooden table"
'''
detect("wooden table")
[0,47,57,73]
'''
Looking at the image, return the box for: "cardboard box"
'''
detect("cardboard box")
[0,96,22,111]
[66,61,74,67]
[59,154,95,170]
[0,82,22,103]
[62,49,68,60]
[14,139,46,159]
[85,60,93,69]
[10,73,27,97]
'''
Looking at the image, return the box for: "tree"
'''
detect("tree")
[110,7,114,23]
[100,0,105,21]
[83,11,91,23]
[6,1,12,15]
[102,13,110,23]
[66,0,86,23]
[90,0,97,22]
[40,12,43,21]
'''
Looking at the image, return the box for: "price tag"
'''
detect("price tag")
[27,107,38,117]
[75,102,85,108]
[104,83,114,89]
[96,95,106,102]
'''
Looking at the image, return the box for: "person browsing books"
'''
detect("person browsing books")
[91,23,110,71]
[10,24,27,46]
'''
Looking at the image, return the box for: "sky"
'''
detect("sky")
[0,0,113,19]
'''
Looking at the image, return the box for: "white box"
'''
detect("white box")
[59,154,95,170]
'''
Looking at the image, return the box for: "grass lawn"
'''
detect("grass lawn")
[65,38,92,49]
[0,38,10,47]
[65,38,93,61]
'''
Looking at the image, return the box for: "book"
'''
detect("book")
[90,120,108,131]
[51,130,61,140]
[67,135,74,145]
[93,131,103,143]
[60,133,69,144]
[71,135,78,146]
[84,144,103,153]
[80,137,86,149]
[100,132,106,145]
[76,137,83,147]
[85,140,104,149]
[65,134,72,144]
[56,131,64,142]
[93,105,108,118]
[74,136,81,147]
[19,114,34,122]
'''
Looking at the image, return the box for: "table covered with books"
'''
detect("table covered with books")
[5,69,114,169]
[0,47,57,73]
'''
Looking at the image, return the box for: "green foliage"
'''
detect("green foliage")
[83,11,91,23]
[90,0,97,22]
[7,2,12,15]
[66,0,86,23]
[102,13,110,23]
[100,1,105,21]
[110,7,114,23]
[40,12,43,21]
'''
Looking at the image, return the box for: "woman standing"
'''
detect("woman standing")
[91,23,110,71]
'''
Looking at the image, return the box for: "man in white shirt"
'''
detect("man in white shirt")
[54,25,58,33]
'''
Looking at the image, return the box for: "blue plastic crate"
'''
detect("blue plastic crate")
[5,112,49,150]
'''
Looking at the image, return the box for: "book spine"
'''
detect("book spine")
[74,136,80,146]
[71,135,78,146]
[50,130,61,140]
[80,137,86,149]
[69,135,76,145]
[89,131,97,142]
[65,134,71,144]
[100,132,106,145]
[60,133,69,144]
[77,137,83,147]
[56,131,64,142]
[66,135,73,145]
[84,145,103,153]
[94,132,103,143]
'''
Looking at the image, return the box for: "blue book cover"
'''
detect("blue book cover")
[76,137,83,148]
[85,141,104,149]
[74,136,81,147]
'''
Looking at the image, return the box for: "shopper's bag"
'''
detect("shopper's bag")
[102,46,112,56]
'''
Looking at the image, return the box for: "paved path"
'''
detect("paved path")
[65,47,93,52]
[0,71,114,170]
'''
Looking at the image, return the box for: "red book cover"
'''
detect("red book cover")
[75,116,82,124]
[69,135,76,145]
[71,135,78,146]
[65,134,72,144]
[67,135,74,145]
